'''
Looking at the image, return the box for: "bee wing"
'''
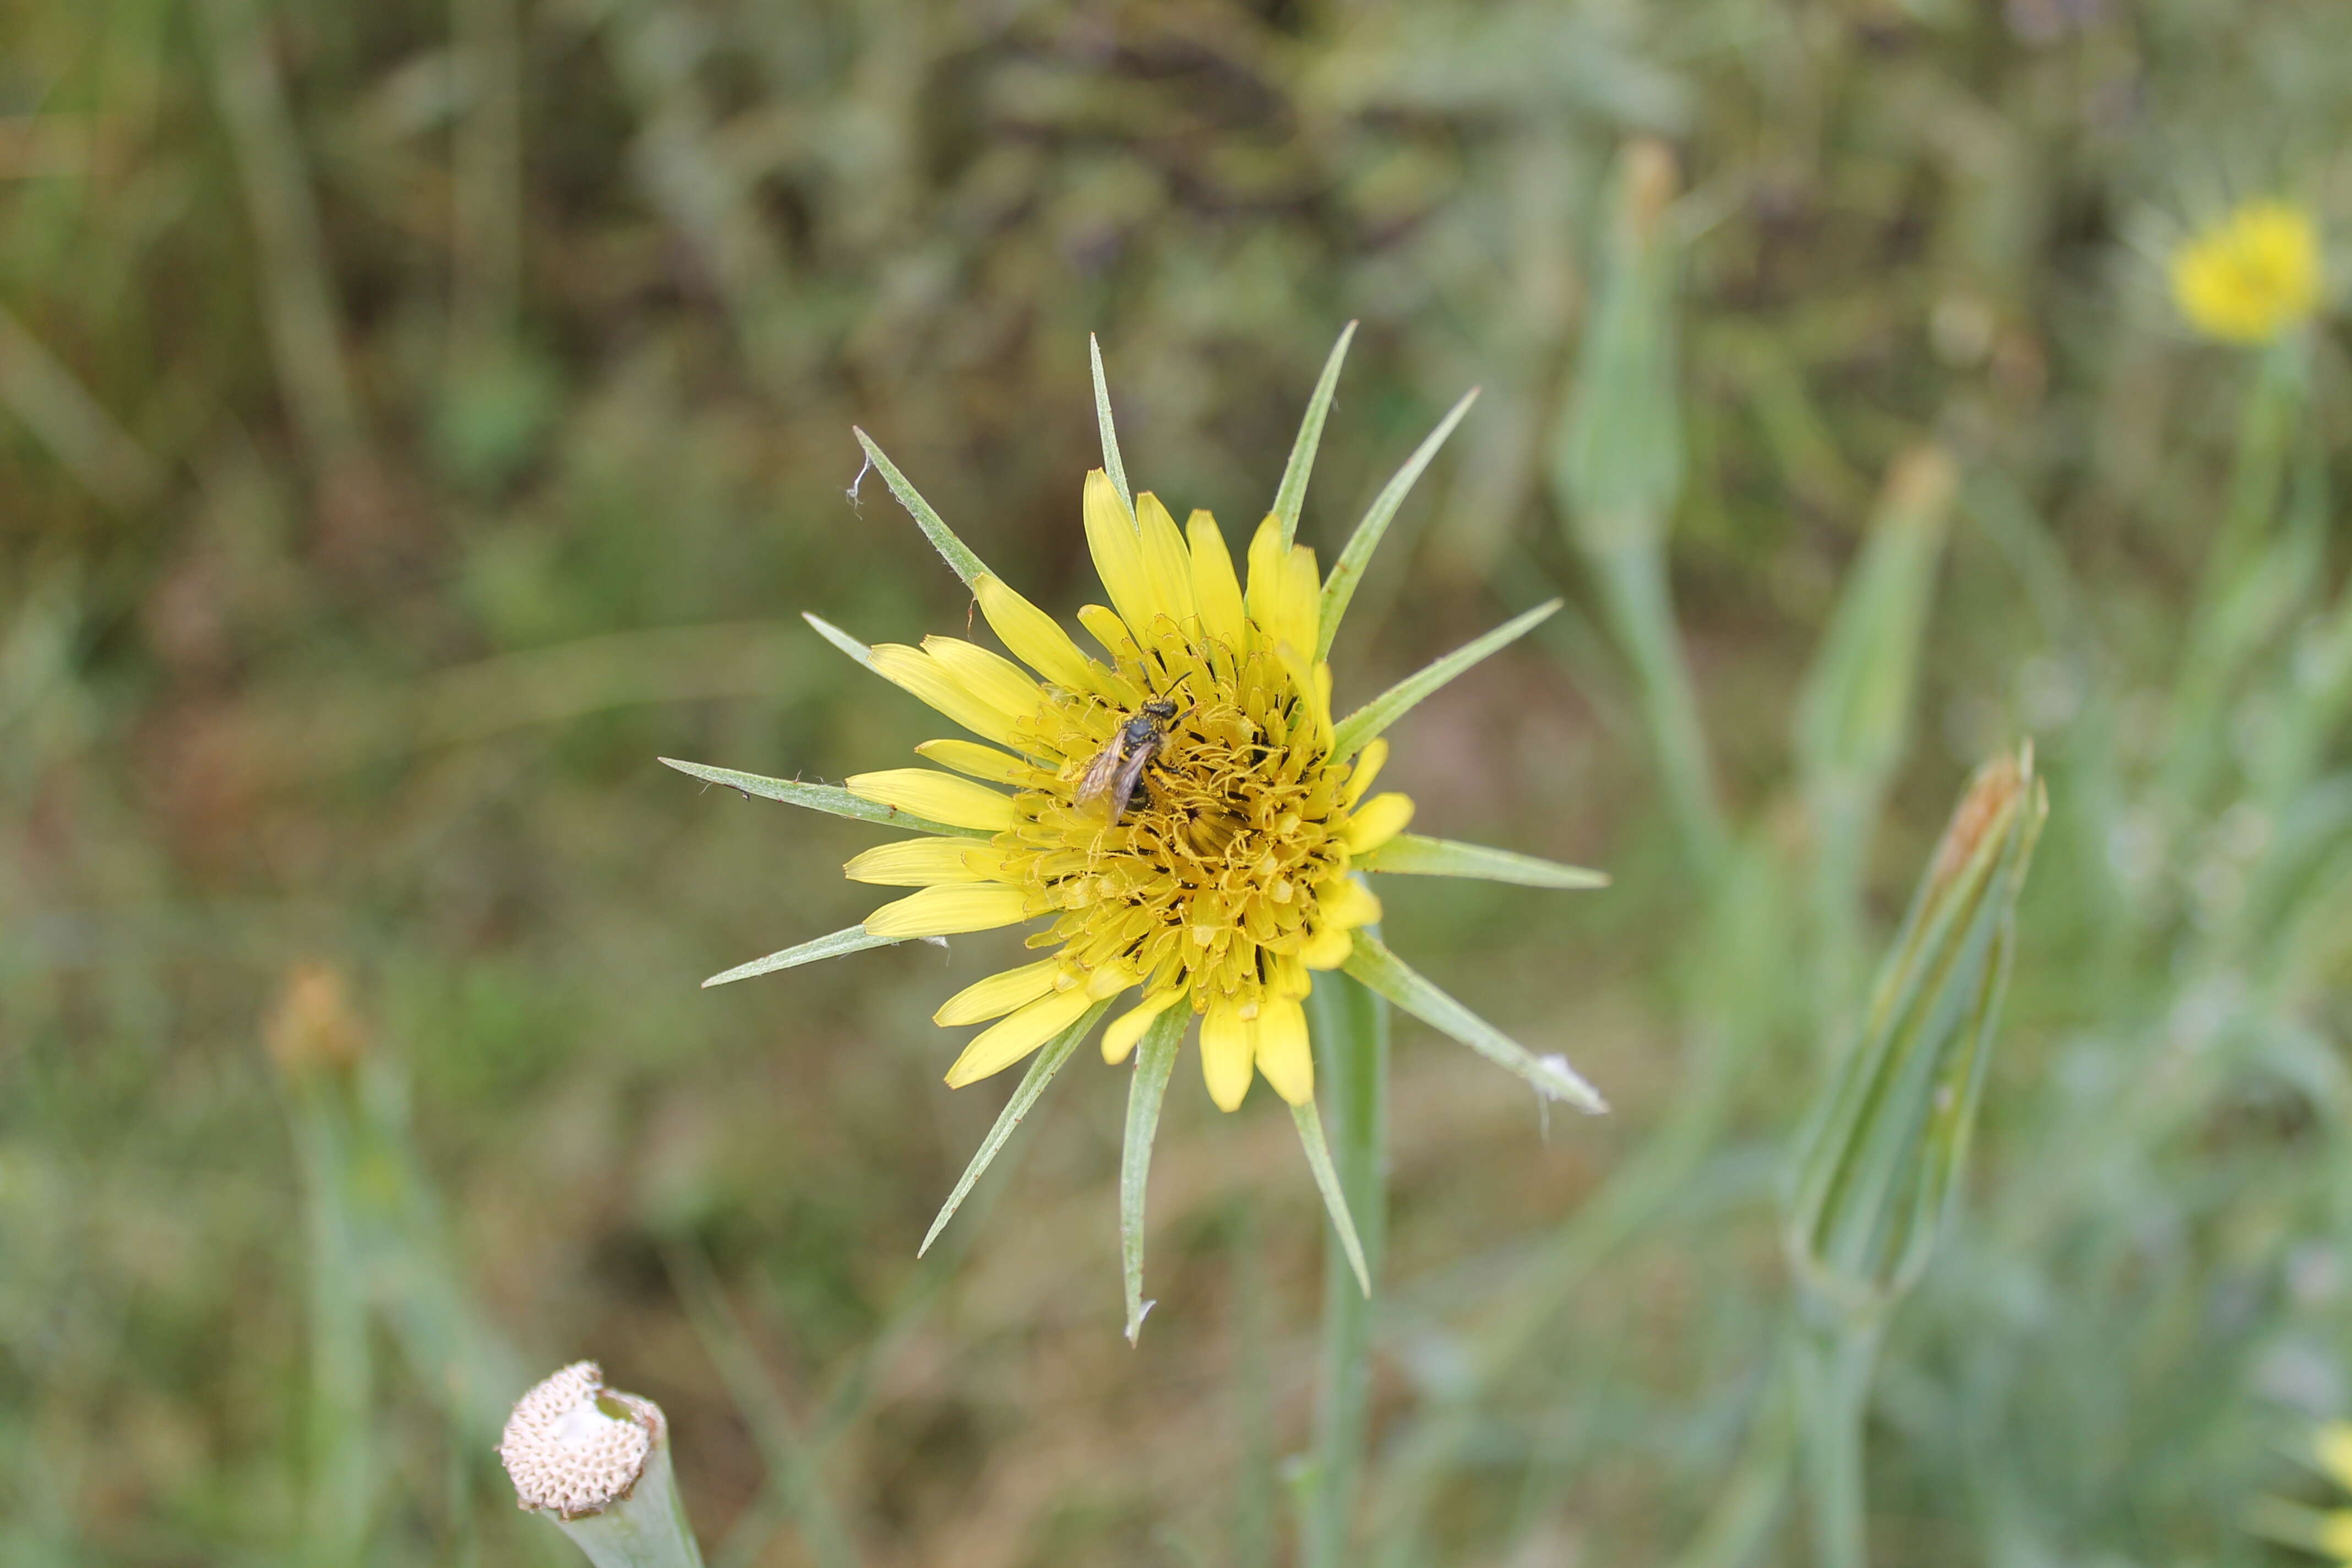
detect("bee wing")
[1075,734,1128,808]
[1108,739,1157,823]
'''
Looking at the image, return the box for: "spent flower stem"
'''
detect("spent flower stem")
[501,1363,706,1568]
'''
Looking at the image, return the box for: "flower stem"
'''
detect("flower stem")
[1300,971,1389,1568]
[1589,542,1729,881]
[1793,1311,1882,1568]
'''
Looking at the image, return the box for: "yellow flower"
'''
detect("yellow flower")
[669,330,1610,1289]
[2250,1422,2352,1561]
[2170,199,2323,345]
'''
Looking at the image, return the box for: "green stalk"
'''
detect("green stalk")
[287,1072,373,1568]
[2157,336,2308,819]
[1590,545,1729,878]
[1793,1313,1881,1568]
[1299,971,1389,1568]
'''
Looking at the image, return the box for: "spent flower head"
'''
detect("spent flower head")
[668,329,1608,1310]
[500,1362,705,1568]
[2170,199,2324,345]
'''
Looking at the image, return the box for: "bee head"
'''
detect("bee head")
[1141,698,1180,720]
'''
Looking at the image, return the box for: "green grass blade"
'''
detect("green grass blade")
[665,1244,861,1568]
[1274,321,1357,548]
[703,926,910,989]
[1342,933,1605,1112]
[1291,1101,1370,1296]
[1355,833,1609,889]
[1119,1007,1187,1344]
[660,756,992,838]
[1317,386,1478,658]
[1330,601,1559,759]
[851,427,989,587]
[918,1000,1112,1256]
[802,612,874,667]
[1090,334,1134,520]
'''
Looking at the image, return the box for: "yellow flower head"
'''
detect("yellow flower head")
[672,331,1608,1311]
[847,472,1398,1112]
[2170,199,2323,345]
[2250,1422,2352,1562]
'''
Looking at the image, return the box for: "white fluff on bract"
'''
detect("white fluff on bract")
[499,1361,661,1520]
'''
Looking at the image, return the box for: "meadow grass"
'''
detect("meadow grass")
[6,1,2352,1564]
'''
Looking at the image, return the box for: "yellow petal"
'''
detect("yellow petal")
[1077,603,1137,663]
[867,644,1030,752]
[1201,999,1255,1112]
[922,637,1050,727]
[975,574,1098,694]
[1342,738,1389,808]
[1342,792,1416,856]
[1102,987,1185,1064]
[1084,470,1158,646]
[1085,960,1138,1000]
[1273,641,1331,754]
[1300,925,1355,970]
[934,958,1061,1026]
[846,768,1018,831]
[1243,513,1285,647]
[2319,1424,2352,1492]
[864,883,1032,939]
[944,986,1095,1087]
[1253,995,1313,1105]
[2320,1509,2352,1563]
[1275,542,1321,658]
[843,836,1005,886]
[1132,492,1198,633]
[1317,875,1383,931]
[915,738,1035,786]
[1187,510,1246,657]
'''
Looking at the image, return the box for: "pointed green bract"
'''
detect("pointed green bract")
[1274,321,1358,549]
[702,925,907,989]
[1342,933,1605,1112]
[1119,1008,1186,1344]
[1330,601,1560,759]
[660,756,992,839]
[851,426,990,588]
[1317,386,1479,659]
[1292,1100,1370,1297]
[918,1000,1112,1257]
[801,611,873,667]
[1090,334,1134,521]
[1357,833,1609,890]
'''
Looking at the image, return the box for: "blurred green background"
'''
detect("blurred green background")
[9,0,2352,1563]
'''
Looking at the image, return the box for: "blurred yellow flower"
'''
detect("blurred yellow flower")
[2170,199,2323,344]
[843,471,1398,1111]
[2251,1422,2352,1561]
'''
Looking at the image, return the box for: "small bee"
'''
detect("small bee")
[1077,678,1194,824]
